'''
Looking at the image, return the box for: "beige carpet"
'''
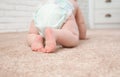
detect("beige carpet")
[0,29,120,77]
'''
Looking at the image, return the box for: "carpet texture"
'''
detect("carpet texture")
[0,29,120,77]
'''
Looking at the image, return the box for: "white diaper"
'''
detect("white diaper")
[33,0,74,37]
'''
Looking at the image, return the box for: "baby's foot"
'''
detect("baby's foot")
[45,28,56,53]
[31,35,45,52]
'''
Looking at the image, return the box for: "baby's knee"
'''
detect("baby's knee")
[64,35,79,48]
[72,35,79,46]
[69,32,79,47]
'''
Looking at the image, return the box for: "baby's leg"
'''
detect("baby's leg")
[44,15,79,52]
[44,28,57,53]
[54,15,79,47]
[27,20,45,52]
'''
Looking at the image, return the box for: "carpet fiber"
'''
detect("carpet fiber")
[0,29,120,77]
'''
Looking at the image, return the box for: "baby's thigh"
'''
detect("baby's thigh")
[62,15,79,35]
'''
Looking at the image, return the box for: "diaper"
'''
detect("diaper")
[33,0,74,37]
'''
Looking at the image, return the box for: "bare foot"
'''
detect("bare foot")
[31,35,45,52]
[44,28,56,53]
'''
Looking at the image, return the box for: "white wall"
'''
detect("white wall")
[0,0,88,32]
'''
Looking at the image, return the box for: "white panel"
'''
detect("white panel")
[95,9,120,23]
[95,0,120,9]
[0,17,32,23]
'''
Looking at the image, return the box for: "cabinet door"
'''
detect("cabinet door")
[95,9,120,24]
[94,0,120,9]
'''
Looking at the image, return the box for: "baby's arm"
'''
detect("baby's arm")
[75,6,87,40]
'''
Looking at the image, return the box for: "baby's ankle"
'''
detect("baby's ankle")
[35,35,43,42]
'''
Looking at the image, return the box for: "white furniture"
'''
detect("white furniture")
[89,0,120,28]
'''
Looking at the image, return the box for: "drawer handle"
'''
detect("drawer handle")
[105,14,112,18]
[105,0,112,3]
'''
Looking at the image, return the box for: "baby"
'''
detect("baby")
[27,0,86,53]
